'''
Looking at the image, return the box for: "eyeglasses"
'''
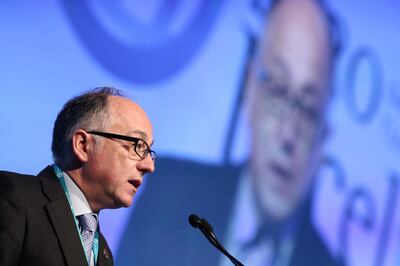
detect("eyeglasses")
[254,65,325,142]
[87,131,156,162]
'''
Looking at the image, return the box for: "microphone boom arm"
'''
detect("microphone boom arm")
[189,214,244,266]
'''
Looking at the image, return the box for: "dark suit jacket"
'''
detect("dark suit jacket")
[117,156,340,266]
[0,166,114,266]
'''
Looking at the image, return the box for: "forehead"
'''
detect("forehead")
[107,96,153,141]
[257,0,331,100]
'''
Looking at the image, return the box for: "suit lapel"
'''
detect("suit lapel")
[97,232,114,266]
[39,166,87,266]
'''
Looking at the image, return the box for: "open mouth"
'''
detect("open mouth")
[128,179,142,190]
[269,162,292,182]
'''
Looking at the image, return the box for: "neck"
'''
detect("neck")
[64,168,102,212]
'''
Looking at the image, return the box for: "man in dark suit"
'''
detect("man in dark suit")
[0,87,155,265]
[226,0,339,263]
[118,0,340,265]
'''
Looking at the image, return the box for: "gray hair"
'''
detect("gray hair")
[51,86,124,168]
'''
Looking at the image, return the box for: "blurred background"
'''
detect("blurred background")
[1,0,400,265]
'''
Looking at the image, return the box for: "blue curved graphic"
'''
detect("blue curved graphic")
[60,1,225,84]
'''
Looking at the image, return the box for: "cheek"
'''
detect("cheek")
[104,146,130,168]
[252,119,276,149]
[114,156,139,181]
[297,140,320,168]
[252,125,279,168]
[292,144,319,191]
[97,153,130,185]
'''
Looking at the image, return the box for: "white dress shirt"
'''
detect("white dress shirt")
[219,170,295,266]
[63,171,98,266]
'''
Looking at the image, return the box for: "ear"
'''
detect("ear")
[71,129,91,163]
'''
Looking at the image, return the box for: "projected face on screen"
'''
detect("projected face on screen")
[246,0,332,223]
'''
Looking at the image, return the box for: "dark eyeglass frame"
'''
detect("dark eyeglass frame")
[87,131,156,162]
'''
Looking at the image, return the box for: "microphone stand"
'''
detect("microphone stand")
[189,214,244,266]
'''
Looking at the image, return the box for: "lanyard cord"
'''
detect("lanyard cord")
[53,165,99,265]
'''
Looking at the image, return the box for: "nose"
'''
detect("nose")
[279,109,301,156]
[137,154,155,174]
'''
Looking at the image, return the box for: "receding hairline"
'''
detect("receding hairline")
[264,0,332,52]
[105,96,153,141]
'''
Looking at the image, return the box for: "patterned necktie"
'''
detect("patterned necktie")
[78,213,98,262]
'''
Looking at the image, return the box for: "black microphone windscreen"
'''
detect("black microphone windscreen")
[188,214,200,228]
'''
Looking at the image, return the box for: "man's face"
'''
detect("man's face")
[83,96,155,210]
[246,0,331,223]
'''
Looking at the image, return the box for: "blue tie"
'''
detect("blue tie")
[78,213,98,262]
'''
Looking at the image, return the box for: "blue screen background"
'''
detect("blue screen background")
[1,1,400,265]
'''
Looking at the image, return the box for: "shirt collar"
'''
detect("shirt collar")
[228,169,262,246]
[221,169,299,266]
[62,170,93,216]
[227,169,299,247]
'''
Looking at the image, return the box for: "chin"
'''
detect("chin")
[122,199,133,208]
[260,193,294,222]
[113,197,133,209]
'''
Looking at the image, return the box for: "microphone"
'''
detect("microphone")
[188,214,214,233]
[188,214,244,266]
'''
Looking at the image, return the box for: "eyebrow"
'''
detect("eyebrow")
[301,84,321,100]
[300,85,328,111]
[128,130,154,146]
